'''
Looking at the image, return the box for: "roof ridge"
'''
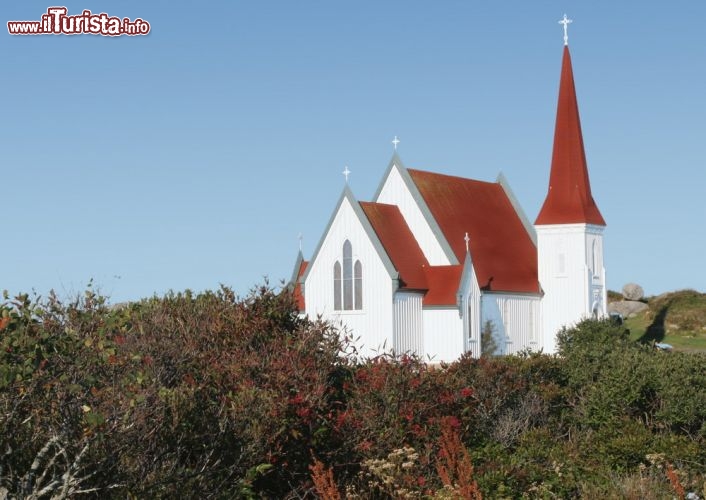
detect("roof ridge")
[408,168,498,186]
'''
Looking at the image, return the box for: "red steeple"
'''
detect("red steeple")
[535,46,606,226]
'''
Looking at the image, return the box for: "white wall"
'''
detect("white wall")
[423,308,464,363]
[304,196,395,358]
[393,292,424,356]
[376,165,452,266]
[482,294,541,355]
[536,223,606,353]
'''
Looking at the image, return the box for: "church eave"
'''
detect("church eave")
[496,172,537,245]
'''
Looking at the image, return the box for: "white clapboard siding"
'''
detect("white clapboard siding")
[393,292,424,356]
[376,165,452,266]
[465,293,482,358]
[304,196,395,358]
[455,256,482,358]
[536,223,606,353]
[422,308,464,363]
[482,294,541,355]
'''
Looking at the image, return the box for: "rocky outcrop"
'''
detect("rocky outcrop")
[622,283,644,301]
[608,300,648,318]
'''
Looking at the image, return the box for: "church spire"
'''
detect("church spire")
[535,44,606,226]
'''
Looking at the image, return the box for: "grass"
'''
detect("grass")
[624,315,649,341]
[618,289,706,352]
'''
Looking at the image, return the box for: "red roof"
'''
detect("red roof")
[423,265,463,306]
[360,201,429,290]
[293,260,308,311]
[360,201,467,305]
[535,46,606,226]
[408,169,539,294]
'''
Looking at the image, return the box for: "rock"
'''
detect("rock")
[608,300,648,317]
[622,283,644,301]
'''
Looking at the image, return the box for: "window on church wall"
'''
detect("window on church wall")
[592,240,599,277]
[557,253,566,275]
[354,260,363,309]
[333,261,342,310]
[343,240,353,310]
[334,240,362,311]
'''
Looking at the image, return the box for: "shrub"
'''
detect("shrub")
[2,294,705,497]
[480,320,498,357]
[0,285,347,498]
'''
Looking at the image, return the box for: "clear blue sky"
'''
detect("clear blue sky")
[3,2,705,303]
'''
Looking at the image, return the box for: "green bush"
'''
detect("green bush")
[0,285,347,498]
[2,292,705,498]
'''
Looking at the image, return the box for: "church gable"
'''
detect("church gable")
[302,186,397,319]
[457,251,481,303]
[374,155,455,266]
[371,154,539,295]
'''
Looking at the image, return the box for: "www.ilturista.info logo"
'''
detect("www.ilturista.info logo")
[8,7,150,36]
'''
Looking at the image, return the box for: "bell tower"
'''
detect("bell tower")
[535,17,607,353]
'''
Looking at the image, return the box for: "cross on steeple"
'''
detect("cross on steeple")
[536,19,605,227]
[298,233,303,252]
[464,232,470,253]
[392,136,400,150]
[559,14,572,46]
[342,166,351,183]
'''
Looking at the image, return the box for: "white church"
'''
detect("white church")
[289,21,607,362]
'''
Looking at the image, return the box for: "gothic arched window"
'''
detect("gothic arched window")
[354,260,363,309]
[343,240,353,310]
[334,240,362,311]
[333,261,342,310]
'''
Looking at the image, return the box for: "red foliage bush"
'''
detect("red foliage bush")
[2,289,705,498]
